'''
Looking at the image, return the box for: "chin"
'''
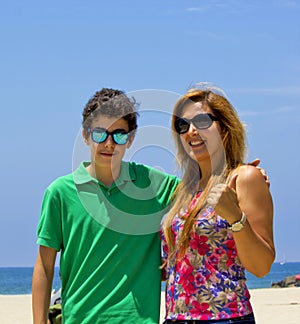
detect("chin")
[193,151,211,162]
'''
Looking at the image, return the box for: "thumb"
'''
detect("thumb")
[228,174,238,191]
[248,158,260,167]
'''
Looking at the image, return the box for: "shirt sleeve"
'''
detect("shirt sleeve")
[37,186,63,251]
[150,170,180,210]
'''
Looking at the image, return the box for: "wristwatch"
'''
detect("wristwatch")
[228,212,247,232]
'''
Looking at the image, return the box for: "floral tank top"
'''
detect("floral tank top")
[161,191,253,321]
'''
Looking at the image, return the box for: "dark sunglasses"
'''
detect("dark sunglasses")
[88,127,130,145]
[174,113,218,134]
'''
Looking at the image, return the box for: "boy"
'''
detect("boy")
[32,88,179,323]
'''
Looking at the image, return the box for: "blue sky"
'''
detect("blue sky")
[0,0,299,266]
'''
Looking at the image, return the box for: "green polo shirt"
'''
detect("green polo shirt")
[37,161,179,324]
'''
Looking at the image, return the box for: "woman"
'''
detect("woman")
[161,86,275,323]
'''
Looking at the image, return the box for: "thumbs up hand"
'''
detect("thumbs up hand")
[207,174,243,225]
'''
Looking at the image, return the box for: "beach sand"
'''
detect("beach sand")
[0,294,32,323]
[0,288,299,323]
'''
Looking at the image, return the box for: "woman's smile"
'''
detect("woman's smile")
[189,138,206,147]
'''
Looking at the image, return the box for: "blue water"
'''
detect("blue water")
[245,262,300,289]
[0,263,299,295]
[0,267,61,295]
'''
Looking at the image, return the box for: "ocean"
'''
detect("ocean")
[0,262,299,295]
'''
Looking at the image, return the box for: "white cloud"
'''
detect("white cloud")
[185,7,206,12]
[239,105,296,117]
[185,0,228,12]
[274,105,295,113]
[185,0,300,14]
[185,0,254,13]
[229,86,300,96]
[277,0,300,9]
[186,30,227,39]
[239,111,265,117]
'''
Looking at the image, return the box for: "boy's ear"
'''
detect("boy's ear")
[127,133,135,148]
[82,129,89,145]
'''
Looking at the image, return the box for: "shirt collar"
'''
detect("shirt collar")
[73,161,136,185]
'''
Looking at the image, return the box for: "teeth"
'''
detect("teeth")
[190,140,204,146]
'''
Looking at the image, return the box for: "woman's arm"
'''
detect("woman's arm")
[209,165,275,277]
[32,246,57,324]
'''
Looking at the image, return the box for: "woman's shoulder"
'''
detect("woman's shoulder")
[234,164,267,187]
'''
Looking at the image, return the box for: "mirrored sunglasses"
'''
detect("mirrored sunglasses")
[174,113,218,134]
[88,127,130,145]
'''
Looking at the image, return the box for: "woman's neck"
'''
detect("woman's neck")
[197,159,211,189]
[197,157,226,190]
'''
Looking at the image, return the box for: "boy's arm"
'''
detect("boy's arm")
[32,245,57,324]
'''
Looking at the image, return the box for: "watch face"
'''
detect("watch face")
[230,212,246,232]
[231,223,244,232]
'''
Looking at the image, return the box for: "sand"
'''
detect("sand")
[0,294,32,323]
[0,288,299,323]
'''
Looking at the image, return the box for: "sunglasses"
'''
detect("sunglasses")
[174,113,218,134]
[88,127,130,145]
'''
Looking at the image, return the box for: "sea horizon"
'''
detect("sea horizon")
[0,262,299,295]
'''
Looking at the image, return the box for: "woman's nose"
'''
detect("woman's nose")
[187,123,199,135]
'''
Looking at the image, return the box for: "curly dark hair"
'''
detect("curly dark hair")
[82,88,139,138]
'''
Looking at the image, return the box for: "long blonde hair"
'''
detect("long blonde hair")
[163,88,246,261]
